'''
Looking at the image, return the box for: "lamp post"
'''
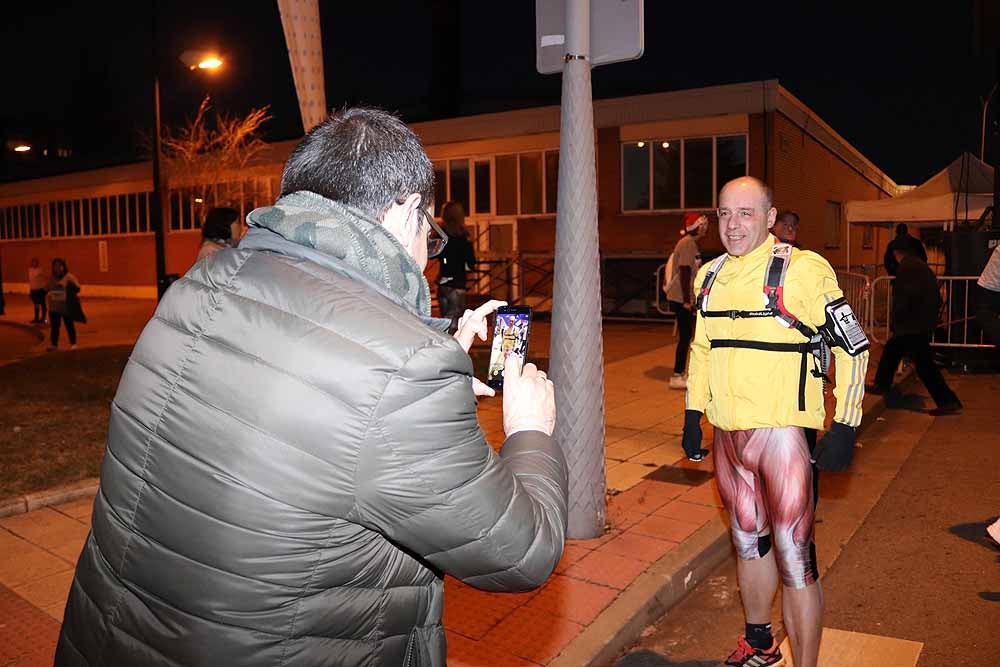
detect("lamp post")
[980,82,997,162]
[150,51,223,299]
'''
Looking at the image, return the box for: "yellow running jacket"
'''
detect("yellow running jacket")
[686,236,869,431]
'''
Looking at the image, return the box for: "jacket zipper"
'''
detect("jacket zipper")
[403,631,417,667]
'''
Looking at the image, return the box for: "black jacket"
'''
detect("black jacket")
[437,236,476,290]
[892,255,940,336]
[884,234,927,276]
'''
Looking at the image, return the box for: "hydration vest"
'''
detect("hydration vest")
[695,242,830,411]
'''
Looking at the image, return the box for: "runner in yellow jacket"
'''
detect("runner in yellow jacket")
[681,177,869,667]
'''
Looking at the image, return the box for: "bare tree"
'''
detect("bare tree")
[159,96,272,212]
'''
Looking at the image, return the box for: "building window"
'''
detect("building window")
[433,162,447,216]
[0,204,42,240]
[496,155,518,216]
[824,201,842,249]
[716,135,747,190]
[862,224,874,250]
[622,142,650,210]
[622,134,748,212]
[653,141,680,210]
[449,159,470,214]
[519,152,543,215]
[544,151,559,213]
[474,159,492,214]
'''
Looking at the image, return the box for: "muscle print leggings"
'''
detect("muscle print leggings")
[714,426,818,588]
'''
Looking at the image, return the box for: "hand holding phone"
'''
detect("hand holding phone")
[502,354,556,437]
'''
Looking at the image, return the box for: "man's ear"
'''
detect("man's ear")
[382,192,423,240]
[766,207,778,229]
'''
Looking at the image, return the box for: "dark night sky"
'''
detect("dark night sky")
[1,1,996,185]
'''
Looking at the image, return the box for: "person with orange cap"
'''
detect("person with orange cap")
[664,212,709,389]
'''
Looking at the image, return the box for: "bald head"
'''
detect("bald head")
[717,176,778,257]
[719,176,773,212]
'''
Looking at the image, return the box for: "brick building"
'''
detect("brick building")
[0,80,899,309]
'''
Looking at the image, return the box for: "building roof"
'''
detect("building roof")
[0,80,899,204]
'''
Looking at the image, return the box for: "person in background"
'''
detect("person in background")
[975,241,1000,345]
[883,223,927,276]
[46,258,82,351]
[772,210,801,248]
[868,246,962,415]
[664,212,708,389]
[28,257,48,324]
[436,200,477,328]
[196,207,240,261]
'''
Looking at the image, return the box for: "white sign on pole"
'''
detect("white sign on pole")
[536,0,644,75]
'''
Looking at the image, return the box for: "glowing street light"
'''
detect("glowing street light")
[180,50,224,72]
[13,145,31,153]
[197,57,223,70]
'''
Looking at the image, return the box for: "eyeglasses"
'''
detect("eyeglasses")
[421,208,449,258]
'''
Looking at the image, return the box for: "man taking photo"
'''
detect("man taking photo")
[56,107,568,667]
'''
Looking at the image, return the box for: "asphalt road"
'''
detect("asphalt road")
[617,372,1000,667]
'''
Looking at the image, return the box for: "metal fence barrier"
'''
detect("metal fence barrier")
[868,275,995,348]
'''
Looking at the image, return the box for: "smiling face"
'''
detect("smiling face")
[717,177,777,257]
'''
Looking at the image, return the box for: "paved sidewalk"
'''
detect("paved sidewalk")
[0,293,155,365]
[0,292,891,666]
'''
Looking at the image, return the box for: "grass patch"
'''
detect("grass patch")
[0,346,131,499]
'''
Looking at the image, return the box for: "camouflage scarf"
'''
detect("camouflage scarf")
[245,191,432,317]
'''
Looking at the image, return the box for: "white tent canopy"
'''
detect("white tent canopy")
[845,153,994,228]
[844,153,994,267]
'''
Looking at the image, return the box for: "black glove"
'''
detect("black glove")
[812,421,856,472]
[682,410,709,461]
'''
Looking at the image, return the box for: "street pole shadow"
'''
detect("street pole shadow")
[645,366,673,382]
[616,650,716,667]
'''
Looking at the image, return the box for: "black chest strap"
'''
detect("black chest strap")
[710,339,825,411]
[697,244,825,412]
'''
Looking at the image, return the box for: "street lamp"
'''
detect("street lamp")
[180,50,224,71]
[150,50,224,298]
[981,83,997,161]
[13,145,31,153]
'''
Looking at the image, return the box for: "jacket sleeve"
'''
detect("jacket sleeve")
[685,263,712,413]
[354,340,568,592]
[800,253,869,428]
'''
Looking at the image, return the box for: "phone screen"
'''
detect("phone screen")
[486,306,532,390]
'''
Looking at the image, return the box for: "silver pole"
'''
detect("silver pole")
[550,0,607,539]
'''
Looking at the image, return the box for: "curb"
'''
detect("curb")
[550,517,732,667]
[0,477,99,519]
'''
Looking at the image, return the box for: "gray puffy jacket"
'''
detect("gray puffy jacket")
[56,193,569,666]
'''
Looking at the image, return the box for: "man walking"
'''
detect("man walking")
[683,177,869,667]
[869,246,962,415]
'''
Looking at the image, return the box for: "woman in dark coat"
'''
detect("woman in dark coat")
[436,201,477,326]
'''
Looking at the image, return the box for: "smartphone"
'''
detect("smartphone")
[486,305,532,391]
